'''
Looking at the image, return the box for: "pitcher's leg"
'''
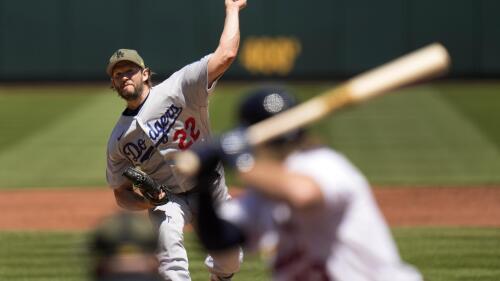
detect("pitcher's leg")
[150,198,192,281]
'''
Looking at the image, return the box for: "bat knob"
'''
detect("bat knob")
[175,151,200,177]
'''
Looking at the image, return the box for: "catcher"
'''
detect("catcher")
[193,86,424,281]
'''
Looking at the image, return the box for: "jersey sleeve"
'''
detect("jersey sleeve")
[178,54,217,106]
[285,149,366,209]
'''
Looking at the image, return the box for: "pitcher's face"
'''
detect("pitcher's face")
[111,61,149,101]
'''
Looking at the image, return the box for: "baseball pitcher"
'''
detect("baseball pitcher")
[105,1,247,280]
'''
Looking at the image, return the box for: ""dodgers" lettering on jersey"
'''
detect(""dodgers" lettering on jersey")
[145,104,182,145]
[123,138,148,162]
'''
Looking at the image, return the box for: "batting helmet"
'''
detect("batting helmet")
[238,85,304,144]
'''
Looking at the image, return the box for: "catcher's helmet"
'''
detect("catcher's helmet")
[238,85,304,144]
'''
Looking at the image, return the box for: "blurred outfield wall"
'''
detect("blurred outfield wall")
[0,0,499,81]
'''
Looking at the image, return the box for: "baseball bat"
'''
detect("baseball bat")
[176,42,451,176]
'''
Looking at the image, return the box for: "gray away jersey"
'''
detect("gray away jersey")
[106,55,226,194]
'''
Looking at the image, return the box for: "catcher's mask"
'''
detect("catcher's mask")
[238,85,304,144]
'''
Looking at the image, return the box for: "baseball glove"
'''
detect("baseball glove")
[122,167,169,206]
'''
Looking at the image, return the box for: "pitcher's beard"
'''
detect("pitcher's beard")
[118,83,144,101]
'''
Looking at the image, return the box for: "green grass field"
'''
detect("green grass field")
[1,81,500,188]
[1,81,500,281]
[1,228,499,281]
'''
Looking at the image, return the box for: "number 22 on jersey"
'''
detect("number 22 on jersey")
[173,117,200,150]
